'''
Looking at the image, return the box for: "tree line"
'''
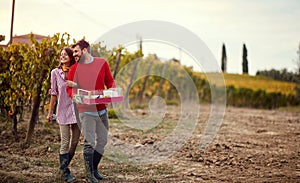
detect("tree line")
[256,68,300,84]
[255,43,300,83]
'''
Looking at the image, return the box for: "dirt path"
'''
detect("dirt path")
[0,105,299,182]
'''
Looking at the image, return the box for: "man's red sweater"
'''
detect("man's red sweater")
[67,57,115,113]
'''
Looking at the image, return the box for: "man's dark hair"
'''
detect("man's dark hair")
[72,39,91,53]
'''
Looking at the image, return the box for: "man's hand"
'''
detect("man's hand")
[73,94,84,104]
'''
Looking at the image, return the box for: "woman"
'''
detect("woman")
[47,47,80,183]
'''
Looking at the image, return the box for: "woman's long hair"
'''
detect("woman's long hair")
[58,47,76,68]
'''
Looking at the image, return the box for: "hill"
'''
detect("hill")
[223,73,298,96]
[192,72,299,109]
[195,72,298,96]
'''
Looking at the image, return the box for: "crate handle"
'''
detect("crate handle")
[77,89,91,99]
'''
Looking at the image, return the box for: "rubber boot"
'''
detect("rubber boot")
[93,151,104,180]
[69,153,75,164]
[83,150,98,183]
[59,153,77,183]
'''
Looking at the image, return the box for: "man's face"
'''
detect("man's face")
[73,45,82,62]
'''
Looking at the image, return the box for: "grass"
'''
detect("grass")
[223,73,298,95]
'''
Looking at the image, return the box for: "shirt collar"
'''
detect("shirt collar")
[84,56,94,64]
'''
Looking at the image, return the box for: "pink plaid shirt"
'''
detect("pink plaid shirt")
[49,68,77,125]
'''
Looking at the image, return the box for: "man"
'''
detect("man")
[67,39,115,183]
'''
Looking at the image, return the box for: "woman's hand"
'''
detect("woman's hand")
[46,113,53,124]
[66,80,78,88]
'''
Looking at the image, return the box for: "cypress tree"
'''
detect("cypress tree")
[221,43,227,73]
[242,43,249,74]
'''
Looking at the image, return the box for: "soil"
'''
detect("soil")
[0,104,299,183]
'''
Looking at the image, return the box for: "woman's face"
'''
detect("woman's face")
[60,49,70,64]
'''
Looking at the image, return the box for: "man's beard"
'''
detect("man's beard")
[78,54,86,63]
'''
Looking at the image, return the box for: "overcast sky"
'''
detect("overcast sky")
[1,0,299,75]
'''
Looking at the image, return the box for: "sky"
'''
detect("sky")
[1,0,299,75]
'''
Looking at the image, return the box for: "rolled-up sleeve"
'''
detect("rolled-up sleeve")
[49,69,58,95]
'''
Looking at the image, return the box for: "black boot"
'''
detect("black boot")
[93,151,104,180]
[69,152,75,164]
[83,150,98,183]
[59,153,77,183]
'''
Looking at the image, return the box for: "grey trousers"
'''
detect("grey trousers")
[78,112,109,155]
[59,123,81,155]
